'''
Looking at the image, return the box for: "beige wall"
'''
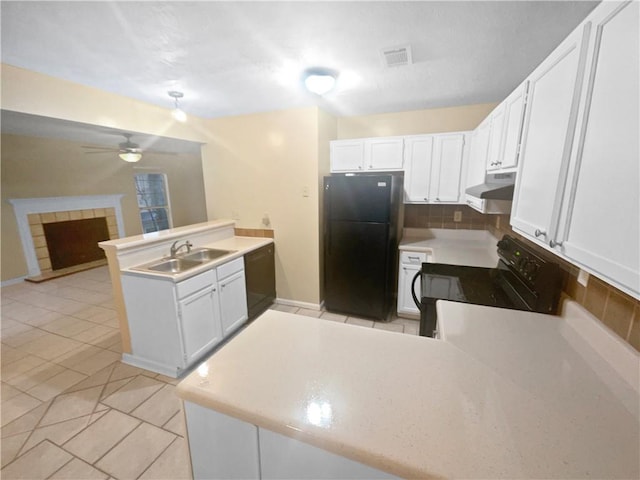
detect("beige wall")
[1,64,210,144]
[337,103,497,138]
[202,107,331,306]
[1,134,207,281]
[317,109,338,301]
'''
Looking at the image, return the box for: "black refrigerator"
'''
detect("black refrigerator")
[323,174,403,321]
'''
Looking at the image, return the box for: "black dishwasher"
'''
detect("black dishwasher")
[244,243,276,319]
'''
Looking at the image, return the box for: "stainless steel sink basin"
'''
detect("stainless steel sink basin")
[179,248,233,262]
[145,258,202,273]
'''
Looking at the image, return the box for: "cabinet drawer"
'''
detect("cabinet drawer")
[217,257,244,280]
[400,251,428,266]
[176,269,217,299]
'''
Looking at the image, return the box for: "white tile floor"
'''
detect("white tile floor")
[1,266,419,479]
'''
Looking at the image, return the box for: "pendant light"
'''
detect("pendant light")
[168,91,187,122]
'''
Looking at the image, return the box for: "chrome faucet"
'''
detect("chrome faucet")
[170,240,192,258]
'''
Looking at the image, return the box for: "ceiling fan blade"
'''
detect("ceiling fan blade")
[143,150,177,156]
[84,150,116,155]
[82,146,118,151]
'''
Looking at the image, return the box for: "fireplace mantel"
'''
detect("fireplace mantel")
[9,195,126,277]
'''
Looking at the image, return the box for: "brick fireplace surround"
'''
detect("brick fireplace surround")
[28,208,119,277]
[9,195,125,280]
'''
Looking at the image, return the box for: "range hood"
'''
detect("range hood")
[465,183,514,200]
[465,183,514,214]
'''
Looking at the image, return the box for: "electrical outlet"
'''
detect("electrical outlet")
[577,269,589,287]
[453,211,462,222]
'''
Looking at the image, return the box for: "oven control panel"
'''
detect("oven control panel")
[497,236,544,283]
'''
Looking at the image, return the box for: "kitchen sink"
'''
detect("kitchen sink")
[145,258,203,274]
[132,247,235,275]
[179,248,234,262]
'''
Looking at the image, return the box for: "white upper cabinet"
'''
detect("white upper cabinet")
[485,104,506,171]
[403,135,434,203]
[498,81,529,171]
[330,140,365,172]
[429,133,466,203]
[556,1,639,297]
[510,20,590,244]
[330,137,403,172]
[403,132,468,204]
[365,137,405,170]
[466,117,490,187]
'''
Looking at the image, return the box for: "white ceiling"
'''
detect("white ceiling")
[0,1,598,148]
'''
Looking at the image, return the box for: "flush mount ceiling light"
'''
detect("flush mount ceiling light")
[168,90,187,122]
[302,68,338,96]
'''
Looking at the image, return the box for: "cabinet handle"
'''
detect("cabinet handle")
[358,166,362,170]
[549,240,563,248]
[436,197,440,202]
[534,229,546,238]
[408,256,420,261]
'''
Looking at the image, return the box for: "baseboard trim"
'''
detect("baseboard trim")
[1,276,28,287]
[275,298,323,311]
[121,353,181,378]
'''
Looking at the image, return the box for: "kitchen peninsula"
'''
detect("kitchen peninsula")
[176,300,639,479]
[99,220,274,377]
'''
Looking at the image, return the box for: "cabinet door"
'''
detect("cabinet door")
[365,137,404,170]
[510,23,590,243]
[499,81,529,170]
[330,140,364,172]
[403,135,434,203]
[466,119,490,188]
[429,133,465,203]
[178,286,222,366]
[485,105,506,171]
[559,1,639,296]
[398,264,421,316]
[219,270,249,337]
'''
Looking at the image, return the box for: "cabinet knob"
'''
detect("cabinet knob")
[549,240,563,248]
[534,229,547,238]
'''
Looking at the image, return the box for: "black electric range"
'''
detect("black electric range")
[412,235,563,338]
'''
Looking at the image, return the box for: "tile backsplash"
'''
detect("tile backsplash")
[403,205,639,352]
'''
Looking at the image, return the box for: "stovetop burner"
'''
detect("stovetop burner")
[413,235,563,337]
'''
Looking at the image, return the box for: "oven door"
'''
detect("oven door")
[411,270,438,338]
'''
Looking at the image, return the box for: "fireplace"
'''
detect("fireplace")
[9,195,125,279]
[43,217,110,270]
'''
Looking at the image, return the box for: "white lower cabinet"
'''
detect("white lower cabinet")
[184,401,398,480]
[397,250,429,317]
[218,259,248,337]
[121,258,248,377]
[178,284,222,366]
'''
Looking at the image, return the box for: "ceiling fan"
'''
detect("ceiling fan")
[82,133,173,163]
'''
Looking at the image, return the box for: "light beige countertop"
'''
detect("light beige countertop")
[399,228,499,267]
[176,303,639,479]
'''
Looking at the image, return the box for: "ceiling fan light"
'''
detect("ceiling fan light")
[304,73,336,95]
[119,152,142,163]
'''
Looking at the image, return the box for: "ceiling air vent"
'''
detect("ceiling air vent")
[381,45,412,68]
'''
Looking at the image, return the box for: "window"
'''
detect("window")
[134,173,173,233]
